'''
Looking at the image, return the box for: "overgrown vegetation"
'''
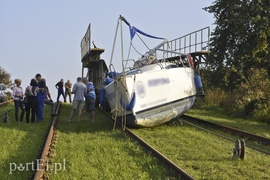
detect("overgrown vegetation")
[196,68,270,122]
[49,104,174,179]
[133,124,270,179]
[0,103,52,180]
[197,0,270,122]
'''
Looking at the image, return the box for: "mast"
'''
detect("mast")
[109,17,121,72]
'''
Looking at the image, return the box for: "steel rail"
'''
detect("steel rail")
[0,99,13,107]
[33,102,61,180]
[0,100,14,119]
[98,108,194,180]
[182,115,270,146]
[183,120,270,155]
[0,108,14,117]
[125,127,194,180]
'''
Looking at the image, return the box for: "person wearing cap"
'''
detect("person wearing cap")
[82,78,96,122]
[13,79,25,122]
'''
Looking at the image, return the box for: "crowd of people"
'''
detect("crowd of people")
[12,74,96,123]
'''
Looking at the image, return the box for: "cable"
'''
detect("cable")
[183,120,270,155]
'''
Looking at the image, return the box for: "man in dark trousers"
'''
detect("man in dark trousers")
[55,79,66,103]
[35,74,46,122]
[43,78,56,116]
[83,78,96,122]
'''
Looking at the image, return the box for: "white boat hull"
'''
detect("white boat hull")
[105,63,196,127]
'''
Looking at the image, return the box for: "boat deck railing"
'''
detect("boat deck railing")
[156,27,210,59]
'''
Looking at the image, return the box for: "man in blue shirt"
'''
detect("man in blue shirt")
[35,74,46,122]
[55,79,66,103]
[82,78,96,122]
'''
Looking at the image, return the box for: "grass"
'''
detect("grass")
[186,107,270,138]
[0,102,14,116]
[0,102,52,179]
[3,101,268,179]
[132,124,270,179]
[49,104,174,179]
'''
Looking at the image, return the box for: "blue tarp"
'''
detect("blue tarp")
[120,92,136,111]
[129,26,164,40]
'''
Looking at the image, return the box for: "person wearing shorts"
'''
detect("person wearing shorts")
[83,78,96,122]
[68,77,86,122]
[72,100,84,111]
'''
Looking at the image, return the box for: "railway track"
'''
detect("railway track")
[182,115,270,155]
[182,115,270,146]
[32,102,61,180]
[0,108,14,118]
[0,99,13,107]
[98,108,194,180]
[28,105,269,179]
[0,100,14,122]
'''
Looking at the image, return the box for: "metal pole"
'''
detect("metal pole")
[81,66,84,78]
[109,18,120,71]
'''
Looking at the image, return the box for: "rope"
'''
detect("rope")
[121,76,127,131]
[111,80,120,130]
[121,89,127,131]
[131,43,143,56]
[136,33,151,51]
[125,42,132,69]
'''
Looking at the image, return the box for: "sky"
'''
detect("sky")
[0,0,215,99]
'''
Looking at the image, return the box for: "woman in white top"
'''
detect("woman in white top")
[13,79,25,122]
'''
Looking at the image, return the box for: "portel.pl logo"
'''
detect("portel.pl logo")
[9,159,66,174]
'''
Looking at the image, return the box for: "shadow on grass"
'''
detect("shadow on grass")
[0,105,53,180]
[56,109,114,134]
[51,104,174,179]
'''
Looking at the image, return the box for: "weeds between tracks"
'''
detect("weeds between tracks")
[186,108,270,138]
[0,104,52,179]
[132,124,270,179]
[49,104,174,179]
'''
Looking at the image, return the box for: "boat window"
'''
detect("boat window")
[126,69,141,75]
[165,64,178,69]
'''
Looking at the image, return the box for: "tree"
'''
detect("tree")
[201,0,270,121]
[0,66,12,86]
[0,66,12,102]
[204,0,270,91]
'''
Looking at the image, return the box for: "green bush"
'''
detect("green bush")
[194,88,227,108]
[195,68,270,123]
